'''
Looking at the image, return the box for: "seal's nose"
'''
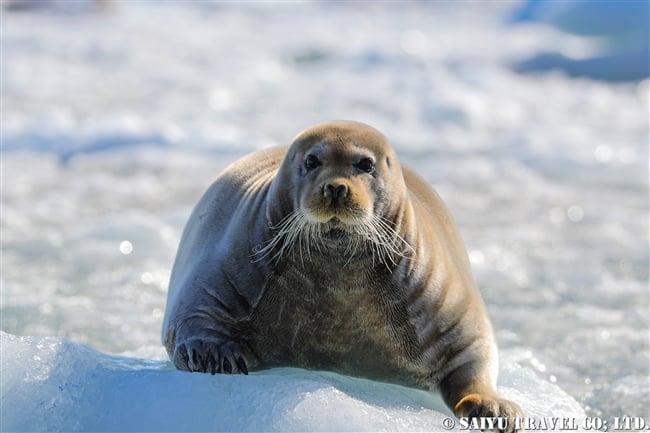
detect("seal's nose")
[324,182,349,202]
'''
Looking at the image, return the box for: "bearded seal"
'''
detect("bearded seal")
[162,120,523,431]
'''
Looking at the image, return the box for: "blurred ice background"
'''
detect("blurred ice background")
[2,1,648,431]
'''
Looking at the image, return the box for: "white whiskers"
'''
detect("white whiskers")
[251,209,414,270]
[366,214,415,268]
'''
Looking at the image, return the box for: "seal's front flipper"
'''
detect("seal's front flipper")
[454,393,523,433]
[439,363,523,433]
[173,338,253,375]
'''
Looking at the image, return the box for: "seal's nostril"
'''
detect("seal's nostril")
[324,183,348,200]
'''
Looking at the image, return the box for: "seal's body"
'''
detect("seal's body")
[162,121,522,431]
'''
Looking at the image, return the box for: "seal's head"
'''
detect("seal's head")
[262,120,412,266]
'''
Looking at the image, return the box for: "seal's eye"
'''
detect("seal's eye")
[304,154,321,172]
[355,157,375,174]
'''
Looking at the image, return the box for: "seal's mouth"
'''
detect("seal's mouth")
[311,208,363,223]
[302,206,366,239]
[325,228,347,239]
[324,217,348,239]
[324,217,348,240]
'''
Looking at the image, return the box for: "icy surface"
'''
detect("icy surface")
[1,0,648,428]
[1,332,585,432]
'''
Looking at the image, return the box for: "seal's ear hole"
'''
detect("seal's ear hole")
[355,157,375,174]
[386,157,391,168]
[304,154,321,172]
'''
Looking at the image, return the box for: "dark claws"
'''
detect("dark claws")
[208,356,218,375]
[178,343,189,364]
[173,340,252,375]
[223,357,232,373]
[236,356,249,375]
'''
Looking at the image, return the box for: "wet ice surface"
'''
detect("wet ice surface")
[2,1,649,428]
[1,332,586,432]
